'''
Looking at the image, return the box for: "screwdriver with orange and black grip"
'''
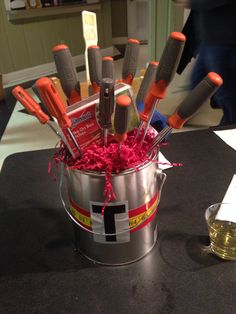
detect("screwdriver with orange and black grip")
[52,44,81,105]
[147,72,223,154]
[35,77,83,158]
[99,78,115,147]
[12,86,64,142]
[136,61,158,107]
[102,56,115,81]
[87,45,102,94]
[134,32,186,146]
[122,38,140,85]
[114,94,132,158]
[135,61,168,133]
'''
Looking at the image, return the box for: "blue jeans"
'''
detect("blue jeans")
[190,44,236,125]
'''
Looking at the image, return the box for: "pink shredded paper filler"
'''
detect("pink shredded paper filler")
[53,129,181,212]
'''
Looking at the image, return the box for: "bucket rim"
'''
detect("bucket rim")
[65,150,159,177]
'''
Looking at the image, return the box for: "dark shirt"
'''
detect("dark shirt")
[190,0,236,44]
[177,11,199,74]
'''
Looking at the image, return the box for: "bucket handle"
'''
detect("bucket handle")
[59,163,167,236]
[154,169,167,203]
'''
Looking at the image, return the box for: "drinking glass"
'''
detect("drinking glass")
[205,203,236,260]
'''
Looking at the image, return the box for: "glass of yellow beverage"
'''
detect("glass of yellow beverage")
[205,203,236,260]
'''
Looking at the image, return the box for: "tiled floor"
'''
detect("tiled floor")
[0,44,223,170]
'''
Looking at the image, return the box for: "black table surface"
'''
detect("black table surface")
[0,128,236,314]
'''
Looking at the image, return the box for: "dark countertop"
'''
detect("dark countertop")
[0,128,236,314]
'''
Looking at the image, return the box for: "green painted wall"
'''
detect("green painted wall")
[0,0,184,74]
[148,0,184,61]
[111,0,127,38]
[0,1,112,74]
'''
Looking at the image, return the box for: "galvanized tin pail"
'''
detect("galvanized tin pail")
[60,155,166,265]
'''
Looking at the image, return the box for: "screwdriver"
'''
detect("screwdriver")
[137,100,168,133]
[134,32,186,146]
[87,45,102,94]
[135,63,168,132]
[50,76,68,107]
[31,83,52,118]
[99,78,115,147]
[114,94,131,158]
[35,77,83,158]
[136,61,158,107]
[52,44,81,105]
[102,56,115,81]
[12,86,63,141]
[148,72,223,154]
[122,38,140,85]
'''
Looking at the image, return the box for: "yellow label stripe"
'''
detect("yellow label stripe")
[70,205,92,228]
[70,195,158,230]
[129,197,158,228]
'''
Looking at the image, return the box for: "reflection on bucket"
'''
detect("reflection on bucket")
[60,156,166,265]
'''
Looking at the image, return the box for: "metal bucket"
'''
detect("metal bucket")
[60,154,166,265]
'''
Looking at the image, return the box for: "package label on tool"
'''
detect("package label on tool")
[64,102,102,156]
[58,83,139,158]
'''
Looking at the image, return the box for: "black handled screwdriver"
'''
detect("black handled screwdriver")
[102,56,115,81]
[99,78,115,147]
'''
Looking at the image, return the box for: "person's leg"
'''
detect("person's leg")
[202,45,236,125]
[189,46,207,89]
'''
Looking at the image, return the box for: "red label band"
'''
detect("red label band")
[69,192,159,233]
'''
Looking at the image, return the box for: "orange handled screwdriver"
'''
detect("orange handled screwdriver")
[99,78,115,147]
[134,32,186,146]
[50,76,68,107]
[148,72,223,154]
[114,94,131,157]
[35,77,82,157]
[31,83,52,118]
[52,44,81,105]
[12,86,65,141]
[122,38,140,85]
[87,45,102,94]
[12,86,50,124]
[102,56,115,81]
